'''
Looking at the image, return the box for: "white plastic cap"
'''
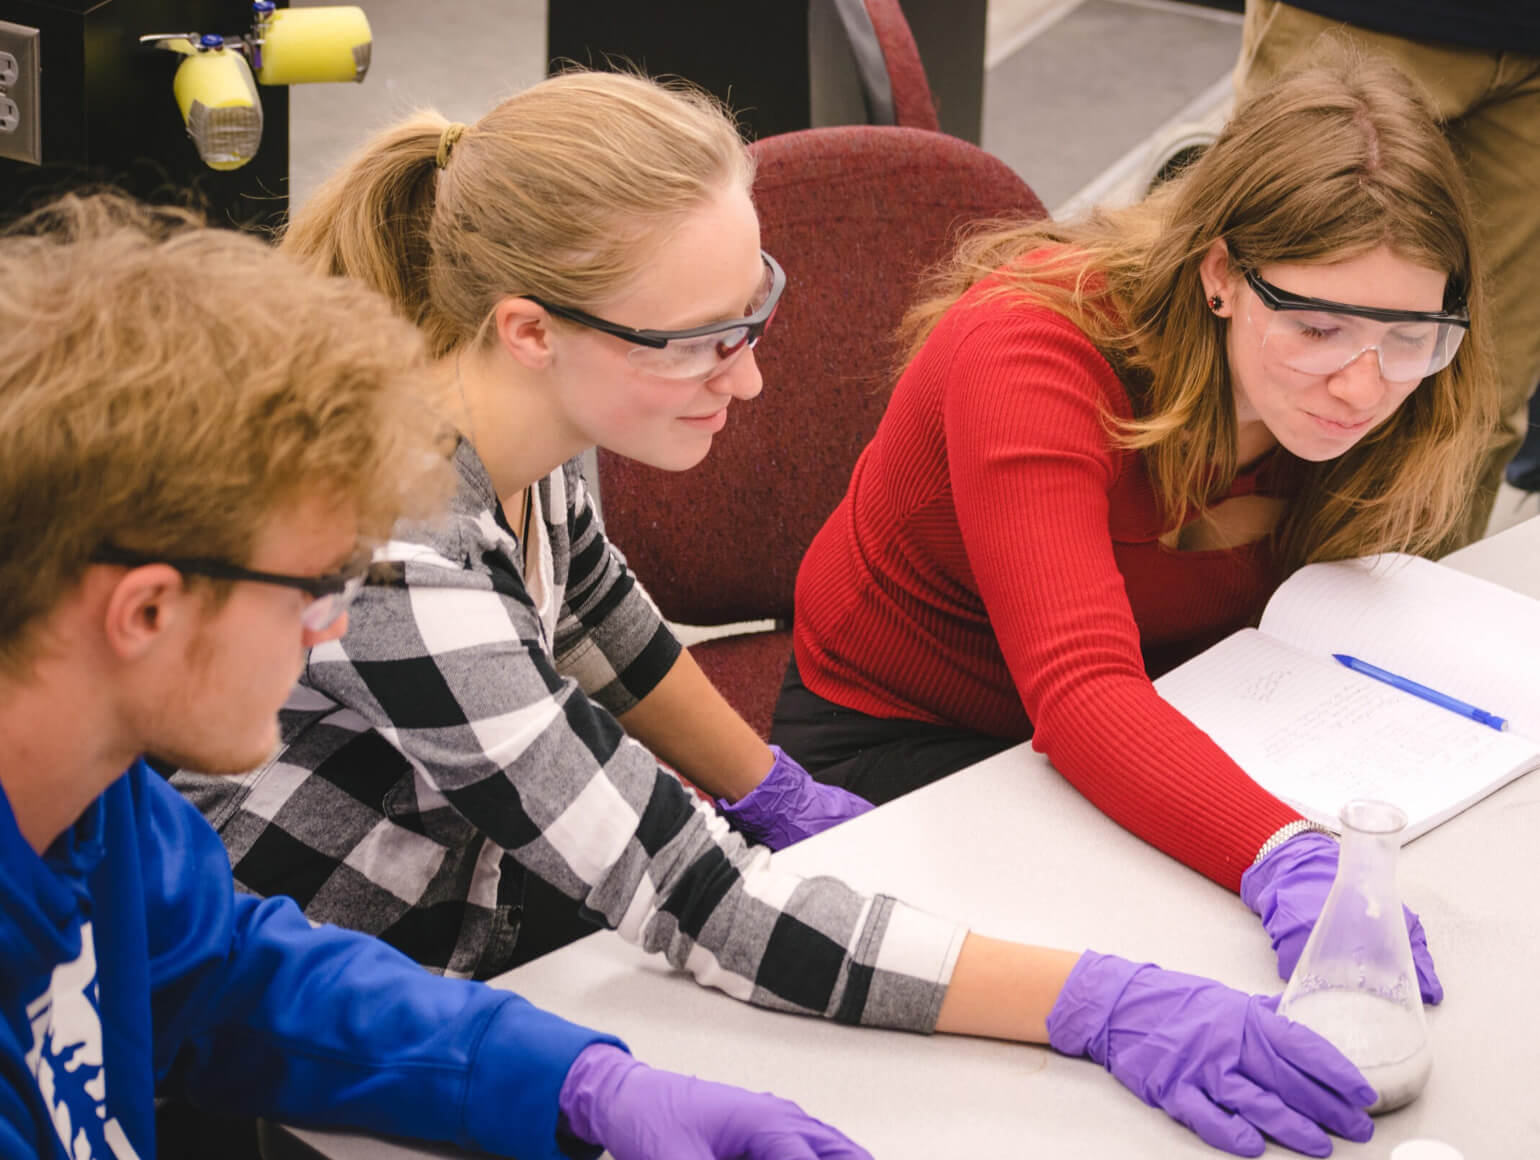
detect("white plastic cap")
[1391,1141,1464,1160]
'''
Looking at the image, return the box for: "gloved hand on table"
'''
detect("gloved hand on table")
[558,1043,872,1160]
[1241,831,1442,1004]
[1046,951,1376,1157]
[717,744,873,850]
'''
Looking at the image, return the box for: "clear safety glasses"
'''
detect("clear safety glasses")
[91,544,372,631]
[527,250,785,380]
[1244,269,1469,384]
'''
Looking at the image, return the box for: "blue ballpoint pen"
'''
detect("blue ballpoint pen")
[1333,653,1508,732]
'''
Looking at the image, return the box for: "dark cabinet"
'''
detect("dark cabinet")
[1,0,289,230]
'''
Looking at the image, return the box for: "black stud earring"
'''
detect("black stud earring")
[1207,293,1224,312]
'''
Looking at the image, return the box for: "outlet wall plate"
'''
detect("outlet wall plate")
[0,21,40,165]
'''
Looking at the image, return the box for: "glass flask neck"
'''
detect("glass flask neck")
[1335,799,1406,901]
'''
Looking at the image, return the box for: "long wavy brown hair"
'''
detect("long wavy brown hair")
[900,51,1496,572]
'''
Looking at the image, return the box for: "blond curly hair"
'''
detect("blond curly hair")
[0,192,454,672]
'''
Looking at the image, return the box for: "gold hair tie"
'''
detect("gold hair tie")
[436,122,468,170]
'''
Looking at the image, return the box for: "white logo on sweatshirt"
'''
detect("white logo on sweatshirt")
[22,923,142,1160]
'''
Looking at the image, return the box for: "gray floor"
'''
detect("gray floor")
[289,0,546,207]
[288,0,1238,214]
[981,0,1240,211]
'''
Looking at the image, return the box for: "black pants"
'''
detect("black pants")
[156,1101,261,1160]
[509,869,603,966]
[769,656,1018,806]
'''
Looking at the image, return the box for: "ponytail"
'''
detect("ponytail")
[280,112,448,340]
[282,71,751,359]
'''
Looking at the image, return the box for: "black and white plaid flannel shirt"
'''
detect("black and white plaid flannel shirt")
[174,442,963,1031]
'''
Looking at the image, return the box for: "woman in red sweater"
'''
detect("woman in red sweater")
[773,54,1494,1005]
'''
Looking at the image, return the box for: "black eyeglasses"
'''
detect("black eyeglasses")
[1243,269,1469,327]
[91,544,371,631]
[524,250,786,380]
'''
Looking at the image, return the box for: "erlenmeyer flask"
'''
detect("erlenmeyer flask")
[1276,799,1430,1114]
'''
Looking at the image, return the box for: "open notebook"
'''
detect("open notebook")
[1154,552,1540,842]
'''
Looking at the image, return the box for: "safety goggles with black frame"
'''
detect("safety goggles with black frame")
[1242,268,1469,382]
[526,250,785,380]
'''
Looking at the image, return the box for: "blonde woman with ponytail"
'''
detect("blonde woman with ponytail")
[181,68,873,969]
[776,53,1493,1015]
[176,71,1385,1158]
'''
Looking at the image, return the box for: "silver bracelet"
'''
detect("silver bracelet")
[1252,819,1335,865]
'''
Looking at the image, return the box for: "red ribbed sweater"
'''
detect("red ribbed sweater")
[792,282,1303,890]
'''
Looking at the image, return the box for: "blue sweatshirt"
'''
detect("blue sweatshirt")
[0,759,621,1160]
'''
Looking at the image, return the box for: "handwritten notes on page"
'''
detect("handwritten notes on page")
[1154,628,1540,840]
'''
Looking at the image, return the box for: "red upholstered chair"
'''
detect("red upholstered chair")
[597,126,1046,737]
[821,0,942,131]
[862,0,941,131]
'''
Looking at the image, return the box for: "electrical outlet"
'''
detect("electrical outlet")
[0,21,40,165]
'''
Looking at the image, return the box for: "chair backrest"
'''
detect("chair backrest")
[819,0,941,132]
[861,0,940,131]
[596,125,1046,629]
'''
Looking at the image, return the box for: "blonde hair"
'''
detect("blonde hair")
[0,193,454,672]
[280,69,754,358]
[902,52,1496,571]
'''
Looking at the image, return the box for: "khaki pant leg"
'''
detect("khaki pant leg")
[1235,2,1490,110]
[1236,3,1540,544]
[1449,58,1540,542]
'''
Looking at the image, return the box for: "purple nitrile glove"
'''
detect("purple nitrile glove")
[1047,951,1376,1157]
[557,1043,872,1160]
[1240,831,1442,1004]
[716,745,873,850]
